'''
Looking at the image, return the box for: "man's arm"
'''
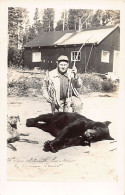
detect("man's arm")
[42,78,52,103]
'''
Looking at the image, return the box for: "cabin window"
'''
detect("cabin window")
[32,52,41,62]
[71,51,81,61]
[101,50,110,63]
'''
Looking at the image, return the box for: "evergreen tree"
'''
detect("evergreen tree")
[91,10,102,27]
[37,9,44,33]
[22,8,31,44]
[42,8,55,31]
[33,8,42,34]
[68,9,80,30]
[8,7,30,66]
[26,26,36,42]
[55,20,63,31]
[8,7,21,48]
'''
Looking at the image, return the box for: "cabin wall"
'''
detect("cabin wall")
[94,28,120,74]
[24,28,120,74]
[24,45,97,72]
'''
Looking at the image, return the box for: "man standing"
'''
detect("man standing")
[42,55,83,113]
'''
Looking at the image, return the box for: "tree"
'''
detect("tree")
[91,9,120,27]
[33,8,43,34]
[8,7,31,48]
[8,7,21,48]
[55,9,69,31]
[90,10,102,27]
[55,20,63,31]
[42,8,55,31]
[68,9,92,30]
[67,9,120,30]
[8,7,30,66]
[23,8,42,43]
[102,10,120,25]
[22,8,31,45]
[68,9,79,30]
[78,9,93,29]
[25,26,36,43]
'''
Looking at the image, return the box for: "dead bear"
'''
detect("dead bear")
[26,112,114,153]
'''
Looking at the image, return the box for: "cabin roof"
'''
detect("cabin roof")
[25,25,119,48]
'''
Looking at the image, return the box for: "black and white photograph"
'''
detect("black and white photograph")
[0,0,125,194]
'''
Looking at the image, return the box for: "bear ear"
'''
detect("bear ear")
[103,121,111,126]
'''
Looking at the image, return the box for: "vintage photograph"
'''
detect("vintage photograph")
[0,0,124,194]
[7,6,121,182]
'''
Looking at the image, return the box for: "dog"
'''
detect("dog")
[7,115,29,151]
[26,112,114,153]
[7,115,20,151]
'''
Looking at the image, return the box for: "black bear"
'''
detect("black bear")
[26,112,114,153]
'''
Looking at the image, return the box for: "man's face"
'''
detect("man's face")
[58,61,69,74]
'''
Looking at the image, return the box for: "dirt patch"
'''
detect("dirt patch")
[7,92,119,182]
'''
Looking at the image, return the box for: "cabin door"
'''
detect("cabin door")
[113,50,120,76]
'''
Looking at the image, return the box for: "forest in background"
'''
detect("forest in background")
[8,7,120,67]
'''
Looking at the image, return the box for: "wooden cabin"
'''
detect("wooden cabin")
[24,25,120,75]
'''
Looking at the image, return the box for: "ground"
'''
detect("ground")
[7,92,119,182]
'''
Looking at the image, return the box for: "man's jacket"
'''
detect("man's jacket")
[42,68,82,106]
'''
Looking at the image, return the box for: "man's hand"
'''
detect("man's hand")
[72,66,77,75]
[71,66,79,79]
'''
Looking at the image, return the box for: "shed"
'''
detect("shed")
[24,25,120,75]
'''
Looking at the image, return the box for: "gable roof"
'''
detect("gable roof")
[25,25,119,48]
[25,30,75,48]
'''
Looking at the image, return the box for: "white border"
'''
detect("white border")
[0,0,125,195]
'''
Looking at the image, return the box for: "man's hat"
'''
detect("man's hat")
[57,55,69,62]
